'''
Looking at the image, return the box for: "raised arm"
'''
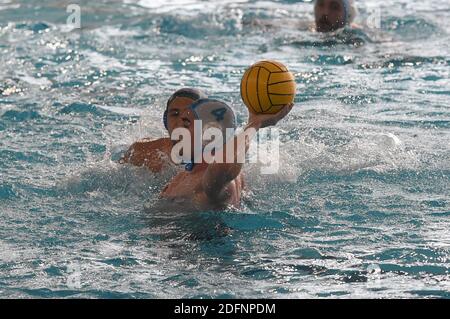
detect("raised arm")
[202,103,294,200]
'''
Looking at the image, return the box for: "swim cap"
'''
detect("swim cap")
[163,88,208,130]
[183,99,237,171]
[190,98,237,140]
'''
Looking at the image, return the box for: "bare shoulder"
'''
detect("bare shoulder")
[131,138,171,151]
[121,138,172,171]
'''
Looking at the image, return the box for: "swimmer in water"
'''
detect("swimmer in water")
[160,99,294,211]
[243,0,357,34]
[120,88,207,173]
[314,0,357,33]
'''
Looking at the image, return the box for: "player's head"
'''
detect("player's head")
[314,0,356,33]
[164,88,208,135]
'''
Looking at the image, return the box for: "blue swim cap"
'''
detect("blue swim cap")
[163,88,208,130]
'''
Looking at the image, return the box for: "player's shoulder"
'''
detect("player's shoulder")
[131,138,171,152]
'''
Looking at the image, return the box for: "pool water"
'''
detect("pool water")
[0,0,449,298]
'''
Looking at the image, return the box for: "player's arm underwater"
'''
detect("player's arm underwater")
[202,104,294,201]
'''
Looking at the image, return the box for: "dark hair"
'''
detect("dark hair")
[163,88,208,130]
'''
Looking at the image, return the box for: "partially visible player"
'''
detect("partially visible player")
[314,0,357,33]
[160,99,294,211]
[120,88,207,172]
[243,0,357,34]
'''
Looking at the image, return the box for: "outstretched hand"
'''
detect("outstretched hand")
[248,103,294,129]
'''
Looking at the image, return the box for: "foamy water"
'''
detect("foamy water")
[0,0,449,298]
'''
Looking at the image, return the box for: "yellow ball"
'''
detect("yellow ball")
[240,60,296,114]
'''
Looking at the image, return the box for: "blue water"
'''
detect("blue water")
[0,0,449,298]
